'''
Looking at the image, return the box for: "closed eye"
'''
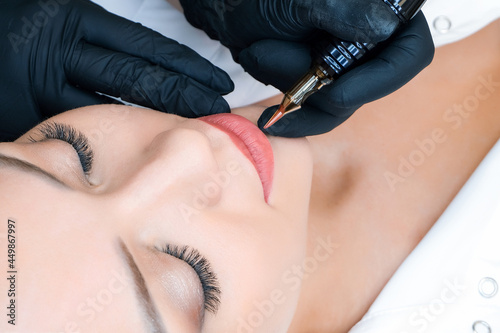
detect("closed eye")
[157,244,221,315]
[28,122,94,175]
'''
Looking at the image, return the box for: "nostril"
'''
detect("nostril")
[147,128,226,215]
[118,127,221,211]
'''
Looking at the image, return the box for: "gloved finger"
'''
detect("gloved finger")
[238,39,313,92]
[323,12,434,109]
[38,84,121,117]
[66,42,230,117]
[77,1,234,94]
[257,104,350,138]
[295,0,400,43]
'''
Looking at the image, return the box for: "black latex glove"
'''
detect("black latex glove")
[180,0,435,137]
[0,0,234,142]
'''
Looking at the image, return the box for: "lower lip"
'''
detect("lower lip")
[199,114,274,202]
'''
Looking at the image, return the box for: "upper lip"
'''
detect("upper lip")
[199,114,274,202]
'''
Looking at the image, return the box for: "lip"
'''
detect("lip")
[199,114,274,202]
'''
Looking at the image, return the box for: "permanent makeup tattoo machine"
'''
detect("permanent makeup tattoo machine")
[264,0,428,129]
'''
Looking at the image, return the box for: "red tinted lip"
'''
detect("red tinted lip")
[199,114,274,202]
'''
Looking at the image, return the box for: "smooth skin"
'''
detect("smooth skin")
[0,18,499,333]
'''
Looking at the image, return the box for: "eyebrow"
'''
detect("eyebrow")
[119,240,168,333]
[0,153,68,188]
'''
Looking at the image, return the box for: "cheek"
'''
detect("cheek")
[233,241,306,332]
[200,211,307,332]
[0,177,129,328]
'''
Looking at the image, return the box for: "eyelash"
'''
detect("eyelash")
[157,244,221,314]
[28,122,94,175]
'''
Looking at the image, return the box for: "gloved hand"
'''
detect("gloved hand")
[179,0,435,137]
[0,0,234,141]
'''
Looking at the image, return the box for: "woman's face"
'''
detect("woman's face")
[0,105,313,332]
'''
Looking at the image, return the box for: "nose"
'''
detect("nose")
[115,127,220,211]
